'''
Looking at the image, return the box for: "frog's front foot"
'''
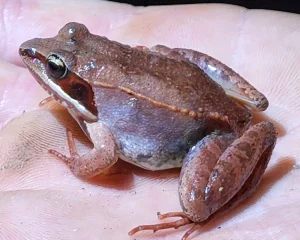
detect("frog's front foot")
[129,121,277,239]
[48,123,118,178]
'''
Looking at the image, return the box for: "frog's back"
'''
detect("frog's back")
[82,36,248,126]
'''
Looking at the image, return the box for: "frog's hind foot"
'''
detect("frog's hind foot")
[129,211,200,240]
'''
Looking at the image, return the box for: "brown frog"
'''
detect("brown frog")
[19,22,277,240]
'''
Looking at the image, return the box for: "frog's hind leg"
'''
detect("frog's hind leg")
[179,120,277,225]
[48,122,118,179]
[129,121,277,239]
[149,45,268,112]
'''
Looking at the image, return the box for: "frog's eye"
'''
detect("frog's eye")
[46,54,68,79]
[70,83,88,101]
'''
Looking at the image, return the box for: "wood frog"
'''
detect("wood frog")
[19,22,277,239]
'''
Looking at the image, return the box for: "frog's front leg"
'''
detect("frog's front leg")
[49,122,118,178]
[129,121,277,240]
[149,45,268,112]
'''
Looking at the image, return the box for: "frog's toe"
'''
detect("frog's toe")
[129,211,193,238]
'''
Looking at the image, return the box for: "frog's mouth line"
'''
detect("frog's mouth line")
[19,47,97,122]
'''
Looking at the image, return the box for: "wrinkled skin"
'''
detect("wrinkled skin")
[1,1,300,240]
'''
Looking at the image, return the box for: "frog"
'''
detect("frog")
[19,22,277,240]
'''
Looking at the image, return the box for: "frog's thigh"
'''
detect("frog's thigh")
[150,45,268,111]
[179,121,277,222]
[66,122,118,178]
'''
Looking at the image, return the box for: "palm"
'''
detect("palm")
[0,1,299,239]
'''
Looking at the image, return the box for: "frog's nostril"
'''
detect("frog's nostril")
[23,47,37,57]
[19,46,37,58]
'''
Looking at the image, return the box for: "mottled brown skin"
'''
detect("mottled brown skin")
[19,22,277,239]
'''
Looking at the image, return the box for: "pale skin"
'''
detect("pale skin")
[0,1,300,240]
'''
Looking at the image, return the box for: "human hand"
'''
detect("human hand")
[1,1,299,239]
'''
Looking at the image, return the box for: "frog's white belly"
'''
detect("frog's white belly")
[115,136,185,171]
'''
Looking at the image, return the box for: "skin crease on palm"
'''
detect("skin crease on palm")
[0,0,300,239]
